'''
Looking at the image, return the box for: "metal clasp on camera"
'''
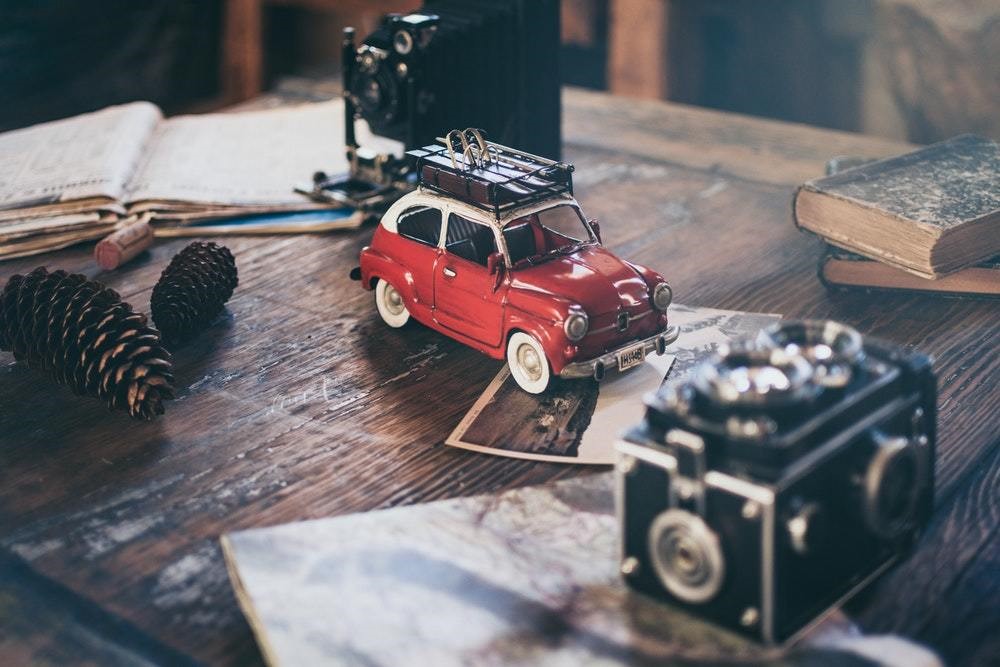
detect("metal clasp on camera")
[665,429,708,516]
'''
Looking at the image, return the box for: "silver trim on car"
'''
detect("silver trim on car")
[559,325,680,381]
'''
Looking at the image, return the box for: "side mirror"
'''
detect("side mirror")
[487,251,505,293]
[487,251,505,276]
[589,219,602,243]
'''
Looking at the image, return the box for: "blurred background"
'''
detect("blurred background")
[1,0,997,143]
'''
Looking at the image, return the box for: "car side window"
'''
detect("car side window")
[396,206,442,246]
[445,213,497,267]
[502,222,538,264]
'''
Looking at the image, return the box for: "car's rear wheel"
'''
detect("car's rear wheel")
[507,332,551,394]
[375,278,410,328]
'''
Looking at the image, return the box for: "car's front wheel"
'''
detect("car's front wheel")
[374,278,410,328]
[507,332,551,394]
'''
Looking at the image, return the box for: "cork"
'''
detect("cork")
[95,219,155,270]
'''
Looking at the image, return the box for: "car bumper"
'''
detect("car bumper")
[558,325,680,381]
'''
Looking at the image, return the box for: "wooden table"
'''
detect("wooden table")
[1,88,997,666]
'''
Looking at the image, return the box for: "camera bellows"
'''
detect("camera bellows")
[151,242,238,345]
[0,268,174,419]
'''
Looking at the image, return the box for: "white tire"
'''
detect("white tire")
[507,332,551,394]
[374,278,410,328]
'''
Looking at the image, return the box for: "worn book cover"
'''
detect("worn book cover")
[794,134,1000,278]
[819,246,1000,297]
[222,474,941,667]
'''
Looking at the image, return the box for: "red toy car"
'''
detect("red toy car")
[353,130,679,393]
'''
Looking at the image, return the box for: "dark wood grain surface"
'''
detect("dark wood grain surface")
[1,87,997,666]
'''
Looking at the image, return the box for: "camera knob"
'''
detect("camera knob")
[785,502,823,556]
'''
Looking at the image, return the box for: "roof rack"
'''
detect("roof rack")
[407,128,574,218]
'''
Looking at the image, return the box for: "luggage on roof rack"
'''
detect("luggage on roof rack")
[407,128,574,218]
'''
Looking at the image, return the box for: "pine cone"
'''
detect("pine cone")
[0,268,174,419]
[151,242,238,345]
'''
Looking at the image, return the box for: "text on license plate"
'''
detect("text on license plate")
[617,344,646,371]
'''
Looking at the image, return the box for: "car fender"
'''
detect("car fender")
[360,248,416,301]
[503,287,574,371]
[624,260,667,290]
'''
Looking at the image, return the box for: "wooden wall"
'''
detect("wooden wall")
[594,0,1000,142]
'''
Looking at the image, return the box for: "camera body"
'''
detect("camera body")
[343,0,560,159]
[616,321,935,644]
[309,0,559,211]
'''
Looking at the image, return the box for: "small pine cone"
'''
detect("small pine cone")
[151,242,238,345]
[0,268,174,419]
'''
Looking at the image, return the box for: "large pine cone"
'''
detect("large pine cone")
[0,268,174,419]
[151,242,238,345]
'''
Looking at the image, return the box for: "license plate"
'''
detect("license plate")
[617,344,646,372]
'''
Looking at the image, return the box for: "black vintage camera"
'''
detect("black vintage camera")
[309,0,560,211]
[615,320,935,643]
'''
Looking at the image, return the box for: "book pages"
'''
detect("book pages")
[0,197,125,222]
[0,212,106,241]
[124,101,348,207]
[0,221,120,260]
[0,102,161,210]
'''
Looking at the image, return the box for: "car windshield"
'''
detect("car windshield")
[502,204,594,267]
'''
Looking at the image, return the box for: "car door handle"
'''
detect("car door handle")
[443,267,457,278]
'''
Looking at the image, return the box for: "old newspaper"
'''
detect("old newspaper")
[0,102,161,211]
[124,101,345,207]
[0,98,361,258]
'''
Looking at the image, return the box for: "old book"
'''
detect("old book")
[794,135,1000,279]
[820,246,1000,297]
[0,100,366,260]
[222,473,941,667]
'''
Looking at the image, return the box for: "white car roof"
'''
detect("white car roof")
[383,188,580,231]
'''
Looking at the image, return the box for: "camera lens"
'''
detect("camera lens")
[349,50,401,126]
[693,345,816,409]
[393,30,414,55]
[862,433,922,539]
[648,509,725,603]
[757,320,863,389]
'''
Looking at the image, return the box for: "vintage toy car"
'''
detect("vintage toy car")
[352,129,679,393]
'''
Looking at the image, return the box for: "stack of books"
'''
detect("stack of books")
[793,135,1000,297]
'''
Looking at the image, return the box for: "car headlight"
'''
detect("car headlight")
[564,309,589,342]
[652,282,672,311]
